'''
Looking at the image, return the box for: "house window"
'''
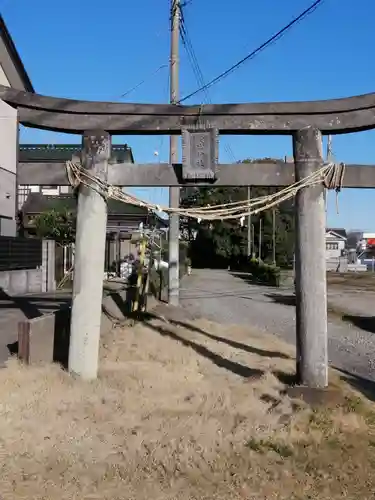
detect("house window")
[326,242,338,250]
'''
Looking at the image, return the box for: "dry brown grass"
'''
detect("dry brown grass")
[1,311,375,499]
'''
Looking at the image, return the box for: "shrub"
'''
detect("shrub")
[240,258,280,287]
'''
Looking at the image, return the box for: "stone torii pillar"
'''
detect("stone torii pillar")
[293,127,328,388]
[68,130,110,380]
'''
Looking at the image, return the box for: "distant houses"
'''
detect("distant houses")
[325,228,347,259]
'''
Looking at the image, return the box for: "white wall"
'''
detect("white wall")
[325,236,345,259]
[0,89,18,236]
[0,64,10,87]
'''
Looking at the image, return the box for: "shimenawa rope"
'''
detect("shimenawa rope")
[65,160,344,221]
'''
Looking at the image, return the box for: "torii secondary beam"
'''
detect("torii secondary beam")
[18,160,375,188]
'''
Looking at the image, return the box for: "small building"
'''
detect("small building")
[0,14,34,236]
[358,232,375,252]
[17,143,135,209]
[20,192,167,238]
[325,228,347,259]
[20,192,168,280]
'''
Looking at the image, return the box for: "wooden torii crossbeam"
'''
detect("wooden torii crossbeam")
[3,84,375,388]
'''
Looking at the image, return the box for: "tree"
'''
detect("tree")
[34,208,76,246]
[180,159,295,268]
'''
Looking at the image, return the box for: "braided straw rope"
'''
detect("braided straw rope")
[65,160,344,221]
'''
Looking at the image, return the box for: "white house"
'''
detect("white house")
[325,228,347,259]
[0,14,34,236]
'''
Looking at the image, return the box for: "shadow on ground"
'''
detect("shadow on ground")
[266,294,375,335]
[342,315,375,334]
[230,271,278,288]
[265,293,375,336]
[0,288,71,319]
[52,306,72,369]
[144,310,290,360]
[336,367,375,403]
[265,293,296,306]
[141,305,296,385]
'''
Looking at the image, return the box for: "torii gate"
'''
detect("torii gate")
[2,84,375,388]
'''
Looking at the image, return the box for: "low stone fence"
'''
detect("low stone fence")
[0,268,43,295]
[16,280,149,366]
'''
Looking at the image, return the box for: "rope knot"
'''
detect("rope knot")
[322,162,345,192]
[65,160,81,188]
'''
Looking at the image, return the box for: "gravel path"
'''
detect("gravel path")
[180,269,375,382]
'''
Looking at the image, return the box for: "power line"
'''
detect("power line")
[117,63,168,100]
[179,6,237,163]
[179,0,325,103]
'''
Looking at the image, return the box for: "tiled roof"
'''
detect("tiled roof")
[22,192,148,216]
[326,228,347,239]
[19,144,135,163]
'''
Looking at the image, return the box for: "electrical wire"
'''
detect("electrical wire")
[117,64,168,100]
[179,4,237,163]
[179,0,325,103]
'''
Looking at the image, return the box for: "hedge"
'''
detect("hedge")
[238,258,281,287]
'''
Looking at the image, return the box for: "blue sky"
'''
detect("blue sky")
[3,0,375,230]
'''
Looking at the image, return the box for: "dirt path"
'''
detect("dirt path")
[180,269,375,382]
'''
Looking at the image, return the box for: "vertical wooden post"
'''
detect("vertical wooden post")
[68,130,110,380]
[293,127,328,388]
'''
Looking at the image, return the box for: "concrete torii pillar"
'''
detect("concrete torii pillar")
[68,130,110,380]
[293,127,328,388]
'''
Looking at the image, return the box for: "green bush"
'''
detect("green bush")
[242,258,280,287]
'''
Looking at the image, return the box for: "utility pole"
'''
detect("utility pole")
[324,135,332,222]
[168,0,180,306]
[327,135,332,161]
[272,208,276,265]
[247,186,251,256]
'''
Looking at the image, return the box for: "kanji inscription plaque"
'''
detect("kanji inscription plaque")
[181,128,218,181]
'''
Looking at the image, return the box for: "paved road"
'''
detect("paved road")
[180,269,375,382]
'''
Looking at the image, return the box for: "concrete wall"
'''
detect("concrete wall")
[325,237,345,259]
[0,268,43,294]
[0,98,17,236]
[41,239,56,292]
[0,239,56,295]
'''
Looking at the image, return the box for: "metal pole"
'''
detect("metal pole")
[247,186,251,256]
[258,219,262,261]
[168,0,180,306]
